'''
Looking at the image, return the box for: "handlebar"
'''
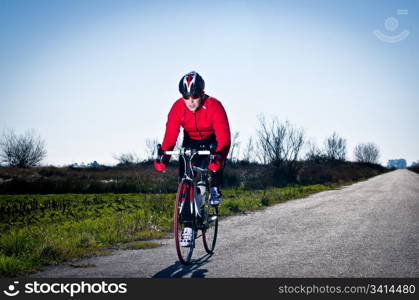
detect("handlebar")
[157,144,212,156]
[156,144,213,162]
[165,149,211,155]
[156,144,217,178]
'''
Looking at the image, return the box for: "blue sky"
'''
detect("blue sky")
[1,0,418,166]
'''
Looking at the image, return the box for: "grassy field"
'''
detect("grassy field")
[0,184,337,277]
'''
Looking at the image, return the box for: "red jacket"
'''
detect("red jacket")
[161,96,231,160]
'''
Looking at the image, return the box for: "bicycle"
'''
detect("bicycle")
[156,144,219,264]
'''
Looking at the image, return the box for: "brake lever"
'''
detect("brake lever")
[156,144,165,162]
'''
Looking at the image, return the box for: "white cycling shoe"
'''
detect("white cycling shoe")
[180,227,193,247]
[210,187,222,206]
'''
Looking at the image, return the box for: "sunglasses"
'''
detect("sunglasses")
[183,95,201,101]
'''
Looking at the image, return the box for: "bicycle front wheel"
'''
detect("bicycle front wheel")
[174,179,195,264]
[202,205,218,254]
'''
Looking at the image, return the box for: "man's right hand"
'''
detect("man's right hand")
[154,144,170,172]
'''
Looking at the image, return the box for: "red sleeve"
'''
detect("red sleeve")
[161,101,182,152]
[211,101,231,160]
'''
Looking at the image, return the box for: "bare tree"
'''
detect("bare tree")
[324,132,346,161]
[354,142,380,164]
[113,152,140,165]
[227,131,240,164]
[242,136,255,163]
[305,140,327,162]
[255,115,305,166]
[145,137,159,160]
[0,128,47,168]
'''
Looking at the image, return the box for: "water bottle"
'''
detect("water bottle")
[196,181,206,208]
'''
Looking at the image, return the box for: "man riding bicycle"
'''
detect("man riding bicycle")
[154,71,231,246]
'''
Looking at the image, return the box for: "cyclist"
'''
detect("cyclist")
[154,71,231,246]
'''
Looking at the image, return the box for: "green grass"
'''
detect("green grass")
[217,184,336,216]
[0,184,338,277]
[124,241,161,250]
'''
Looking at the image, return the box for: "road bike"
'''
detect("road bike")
[157,144,219,264]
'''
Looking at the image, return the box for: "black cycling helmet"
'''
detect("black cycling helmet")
[179,71,205,98]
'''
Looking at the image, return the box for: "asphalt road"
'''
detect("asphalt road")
[33,169,419,278]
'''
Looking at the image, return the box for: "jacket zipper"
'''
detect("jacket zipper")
[194,111,204,140]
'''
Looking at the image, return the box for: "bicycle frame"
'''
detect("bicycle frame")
[165,148,211,220]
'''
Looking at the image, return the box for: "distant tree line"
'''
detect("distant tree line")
[1,115,380,170]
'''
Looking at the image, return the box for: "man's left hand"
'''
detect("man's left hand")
[208,154,223,172]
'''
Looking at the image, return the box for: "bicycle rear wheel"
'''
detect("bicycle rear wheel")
[174,179,195,264]
[202,204,218,254]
